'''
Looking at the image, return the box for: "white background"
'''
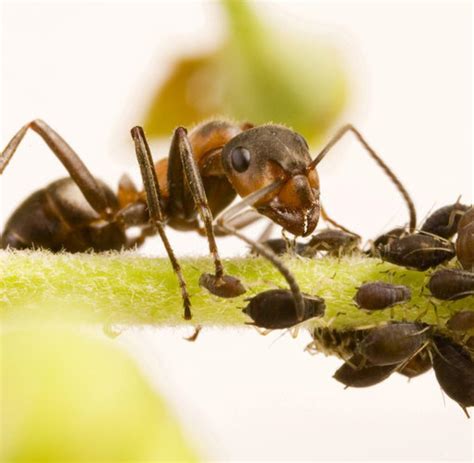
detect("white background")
[1,1,473,461]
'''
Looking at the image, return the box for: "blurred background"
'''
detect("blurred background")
[1,0,473,461]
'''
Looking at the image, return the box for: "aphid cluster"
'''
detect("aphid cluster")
[310,324,474,417]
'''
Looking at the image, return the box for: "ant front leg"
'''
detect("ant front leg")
[169,127,246,298]
[0,119,111,216]
[131,127,192,320]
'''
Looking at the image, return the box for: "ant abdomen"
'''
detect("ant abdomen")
[2,178,125,252]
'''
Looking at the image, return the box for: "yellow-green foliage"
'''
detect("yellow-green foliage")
[1,327,198,462]
[1,250,469,330]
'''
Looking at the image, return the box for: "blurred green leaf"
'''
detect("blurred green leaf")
[144,0,347,143]
[1,327,198,462]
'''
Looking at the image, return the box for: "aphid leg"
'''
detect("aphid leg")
[0,119,111,216]
[170,127,245,298]
[307,124,417,232]
[183,325,202,342]
[131,127,192,320]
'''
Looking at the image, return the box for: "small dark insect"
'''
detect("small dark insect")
[307,327,368,360]
[446,311,474,331]
[258,238,305,256]
[242,289,325,329]
[378,233,455,271]
[354,281,411,311]
[420,202,470,239]
[359,323,429,366]
[456,207,474,272]
[301,228,361,258]
[397,349,432,378]
[431,335,474,417]
[333,353,396,388]
[368,227,407,255]
[428,268,474,300]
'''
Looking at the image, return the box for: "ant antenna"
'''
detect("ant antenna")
[306,124,417,232]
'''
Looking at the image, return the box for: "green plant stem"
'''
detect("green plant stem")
[0,250,468,330]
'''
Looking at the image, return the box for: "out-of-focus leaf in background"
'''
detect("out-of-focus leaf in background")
[144,0,347,144]
[1,328,198,462]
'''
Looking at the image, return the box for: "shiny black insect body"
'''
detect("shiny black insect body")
[333,353,396,388]
[242,289,325,329]
[354,281,411,311]
[359,323,429,366]
[420,202,470,239]
[428,268,474,300]
[432,335,474,417]
[456,207,474,272]
[378,233,455,271]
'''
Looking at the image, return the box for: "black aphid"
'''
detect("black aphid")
[359,323,429,366]
[243,289,325,329]
[258,238,305,256]
[333,353,396,388]
[420,202,470,239]
[302,229,360,257]
[428,269,474,300]
[354,281,411,311]
[432,335,474,417]
[378,233,455,271]
[397,350,432,378]
[372,227,407,250]
[446,311,474,331]
[456,207,474,272]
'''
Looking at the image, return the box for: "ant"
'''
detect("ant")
[1,119,417,320]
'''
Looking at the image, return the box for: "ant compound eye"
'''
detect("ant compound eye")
[230,146,251,173]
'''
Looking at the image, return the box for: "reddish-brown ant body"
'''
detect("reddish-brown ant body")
[1,119,416,319]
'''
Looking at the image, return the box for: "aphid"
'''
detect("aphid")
[397,349,432,378]
[257,238,305,256]
[378,233,455,271]
[301,228,361,258]
[446,311,474,331]
[333,353,396,388]
[431,335,474,417]
[428,268,474,300]
[1,120,416,319]
[359,323,429,366]
[242,289,325,329]
[420,201,470,239]
[354,281,411,311]
[456,207,474,272]
[372,227,407,248]
[307,327,368,360]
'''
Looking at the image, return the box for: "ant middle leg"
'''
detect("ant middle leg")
[131,127,192,320]
[169,127,245,298]
[1,119,111,216]
[307,124,417,232]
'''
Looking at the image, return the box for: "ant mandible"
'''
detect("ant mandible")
[0,119,417,320]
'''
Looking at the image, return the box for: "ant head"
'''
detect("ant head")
[222,125,320,236]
